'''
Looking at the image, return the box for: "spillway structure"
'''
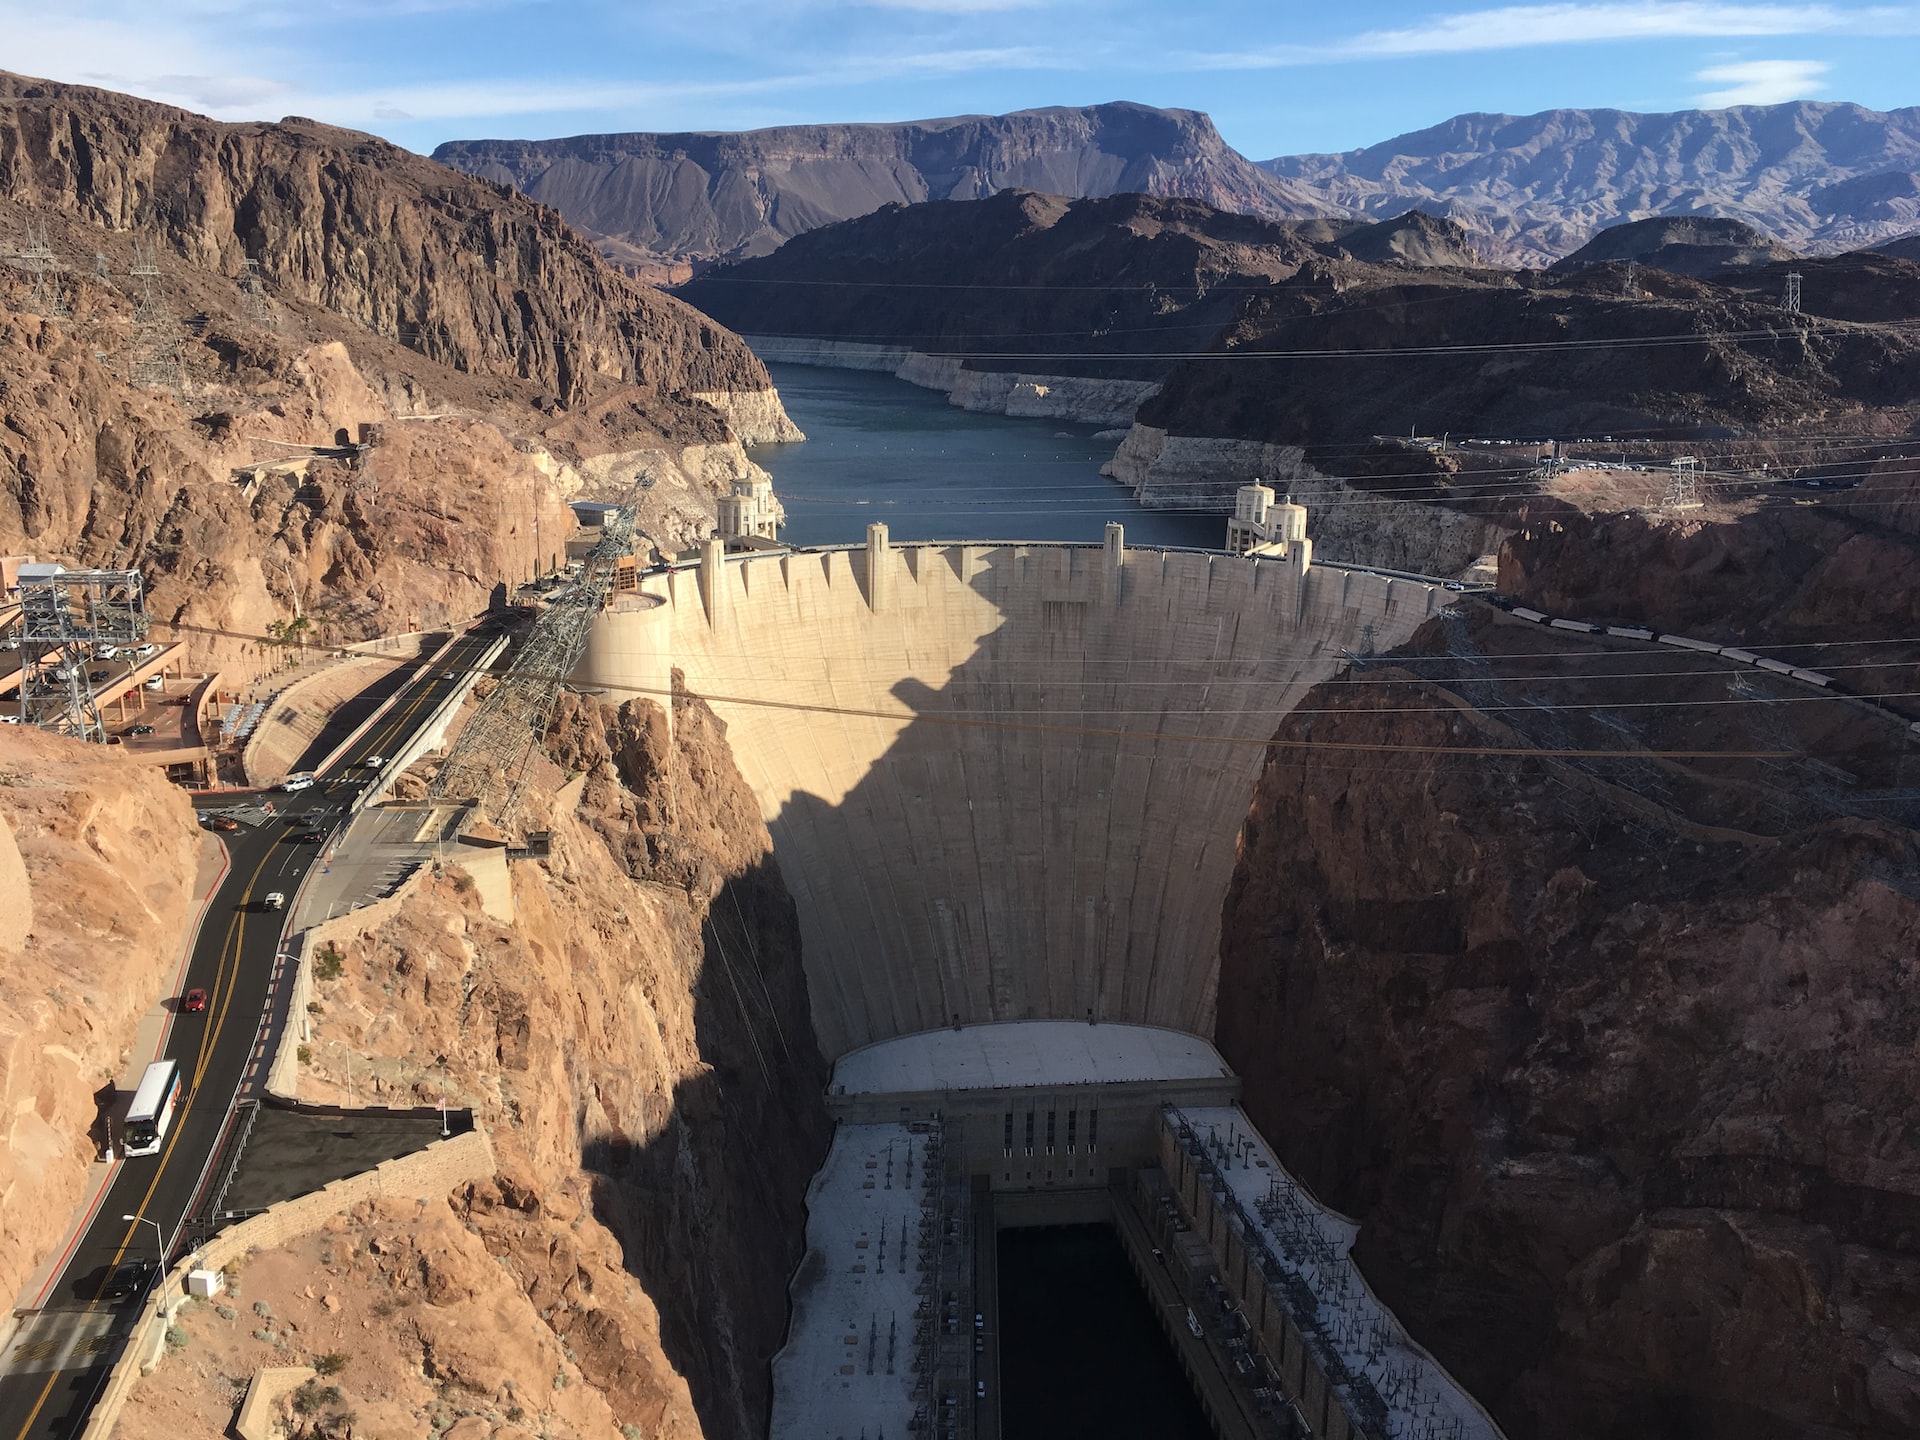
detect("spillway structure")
[573,521,1503,1440]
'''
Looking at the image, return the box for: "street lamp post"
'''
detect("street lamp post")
[122,1213,167,1301]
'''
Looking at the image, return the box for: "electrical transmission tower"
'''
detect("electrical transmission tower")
[14,566,149,741]
[128,241,183,391]
[1621,259,1638,297]
[238,257,274,329]
[1663,455,1702,511]
[428,507,638,825]
[1782,271,1802,314]
[14,219,70,321]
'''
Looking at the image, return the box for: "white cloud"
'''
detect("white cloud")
[1177,1,1896,68]
[1695,56,1830,102]
[1343,2,1850,54]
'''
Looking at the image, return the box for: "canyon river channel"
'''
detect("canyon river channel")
[752,363,1222,548]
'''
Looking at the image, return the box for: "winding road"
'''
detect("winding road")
[0,626,502,1440]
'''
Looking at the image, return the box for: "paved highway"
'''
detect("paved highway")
[0,626,502,1440]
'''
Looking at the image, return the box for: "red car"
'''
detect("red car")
[210,815,239,833]
[181,988,208,1013]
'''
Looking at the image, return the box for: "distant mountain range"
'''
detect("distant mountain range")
[435,99,1920,272]
[1266,103,1920,263]
[433,103,1315,279]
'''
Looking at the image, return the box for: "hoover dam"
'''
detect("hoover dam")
[573,521,1500,1440]
[577,522,1441,1058]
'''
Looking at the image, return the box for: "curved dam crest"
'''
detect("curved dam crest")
[578,530,1440,1059]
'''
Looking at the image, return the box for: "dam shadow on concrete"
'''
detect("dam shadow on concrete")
[577,852,833,1440]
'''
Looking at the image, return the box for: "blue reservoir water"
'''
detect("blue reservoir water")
[750,363,1223,549]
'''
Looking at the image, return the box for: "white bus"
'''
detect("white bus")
[123,1060,181,1158]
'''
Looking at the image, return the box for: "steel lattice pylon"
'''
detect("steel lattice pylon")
[14,567,149,741]
[428,508,637,822]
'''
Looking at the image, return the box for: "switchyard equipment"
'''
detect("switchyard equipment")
[15,564,149,741]
[428,505,637,823]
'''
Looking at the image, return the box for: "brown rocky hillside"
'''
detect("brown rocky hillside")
[1217,505,1920,1440]
[0,72,796,673]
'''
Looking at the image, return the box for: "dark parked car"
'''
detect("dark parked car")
[127,723,155,736]
[88,669,110,682]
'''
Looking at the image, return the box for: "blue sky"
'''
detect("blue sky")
[4,2,1916,157]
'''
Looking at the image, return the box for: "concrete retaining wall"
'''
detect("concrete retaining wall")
[80,1127,494,1440]
[267,863,433,1100]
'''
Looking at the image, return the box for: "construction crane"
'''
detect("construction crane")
[427,506,637,823]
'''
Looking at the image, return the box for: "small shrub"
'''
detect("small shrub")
[296,1044,312,1064]
[505,1407,525,1424]
[306,1000,324,1015]
[252,1300,273,1318]
[292,1381,344,1416]
[164,1325,189,1351]
[215,1304,237,1321]
[552,1370,568,1391]
[313,945,345,981]
[314,1351,348,1376]
[251,1328,273,1344]
[622,1425,645,1440]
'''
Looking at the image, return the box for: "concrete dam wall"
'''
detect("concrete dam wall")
[577,531,1439,1059]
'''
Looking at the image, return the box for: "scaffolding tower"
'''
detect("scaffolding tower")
[1782,271,1803,314]
[427,507,637,823]
[14,567,149,741]
[129,241,184,391]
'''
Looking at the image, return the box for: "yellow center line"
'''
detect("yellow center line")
[9,841,276,1440]
[12,650,471,1439]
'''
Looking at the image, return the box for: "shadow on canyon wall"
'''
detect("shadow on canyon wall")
[580,853,831,1440]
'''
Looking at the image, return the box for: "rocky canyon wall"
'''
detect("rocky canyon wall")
[0,733,203,1319]
[0,72,799,676]
[1215,514,1920,1440]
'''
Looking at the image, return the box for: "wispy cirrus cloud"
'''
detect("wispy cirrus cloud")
[1178,2,1901,68]
[1695,56,1831,102]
